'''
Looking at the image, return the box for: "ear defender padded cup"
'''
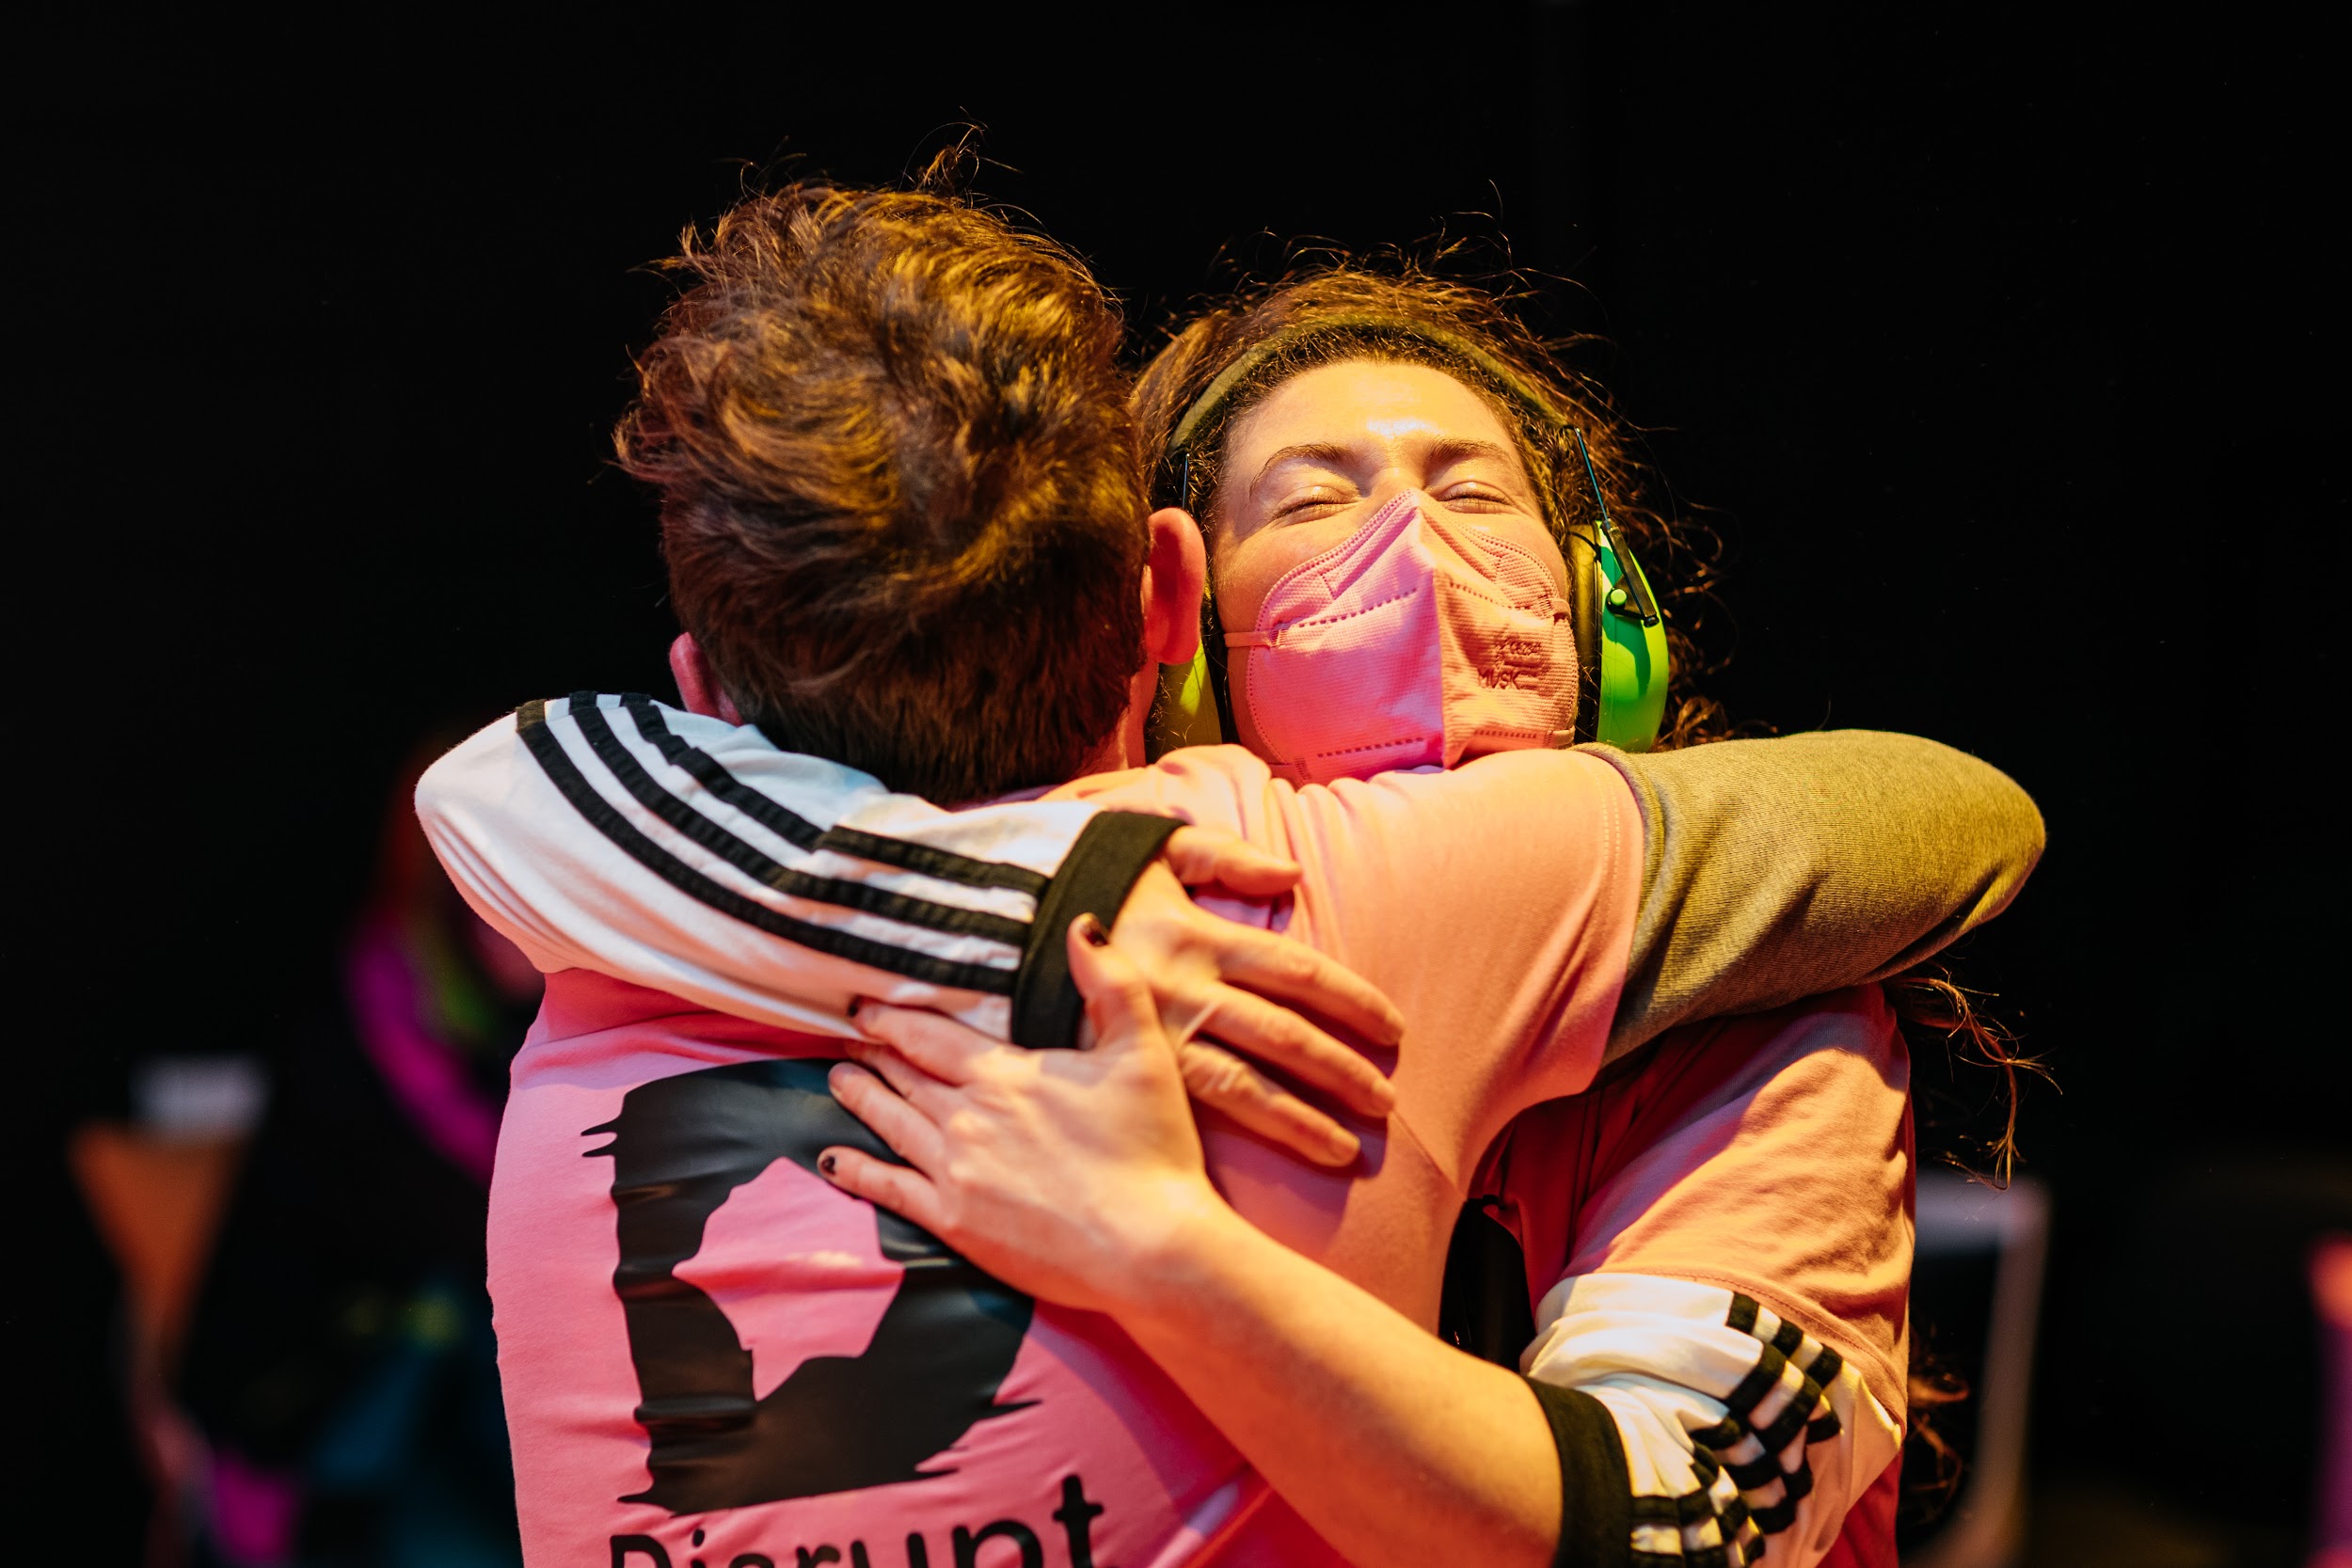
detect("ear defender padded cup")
[1590,535,1669,752]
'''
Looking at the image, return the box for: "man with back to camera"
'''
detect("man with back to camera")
[419,173,2041,1565]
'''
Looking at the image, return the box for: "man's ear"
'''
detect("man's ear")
[1141,506,1209,666]
[669,633,744,724]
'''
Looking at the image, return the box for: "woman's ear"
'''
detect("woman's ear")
[669,633,744,724]
[1141,507,1209,665]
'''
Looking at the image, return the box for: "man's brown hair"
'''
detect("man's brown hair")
[617,174,1148,802]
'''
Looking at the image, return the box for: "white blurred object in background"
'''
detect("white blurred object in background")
[1903,1171,2049,1568]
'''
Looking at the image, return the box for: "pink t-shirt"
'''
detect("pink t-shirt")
[485,743,1643,1566]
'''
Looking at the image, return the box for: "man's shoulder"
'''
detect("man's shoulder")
[1047,745,1272,807]
[1051,743,1630,828]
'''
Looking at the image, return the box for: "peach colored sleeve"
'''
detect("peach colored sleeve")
[1561,990,1914,1420]
[1502,994,1915,1567]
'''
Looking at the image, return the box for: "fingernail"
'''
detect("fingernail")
[818,1152,837,1176]
[1075,911,1110,947]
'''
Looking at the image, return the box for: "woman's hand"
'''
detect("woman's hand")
[1108,826,1402,1165]
[818,915,1236,1314]
[822,914,1562,1568]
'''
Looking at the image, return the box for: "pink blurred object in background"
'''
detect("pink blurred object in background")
[208,1448,300,1568]
[2315,1236,2352,1568]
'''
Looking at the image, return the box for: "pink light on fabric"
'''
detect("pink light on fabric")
[1231,490,1577,785]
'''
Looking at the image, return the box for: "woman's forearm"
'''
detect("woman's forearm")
[1110,1196,1560,1568]
[1591,729,2044,1055]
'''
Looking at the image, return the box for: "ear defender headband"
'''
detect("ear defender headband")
[1145,312,1671,759]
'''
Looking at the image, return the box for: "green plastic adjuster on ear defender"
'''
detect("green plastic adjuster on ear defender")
[1593,536,1670,752]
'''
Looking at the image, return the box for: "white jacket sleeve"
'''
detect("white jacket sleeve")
[417,693,1165,1044]
[1521,1274,1903,1567]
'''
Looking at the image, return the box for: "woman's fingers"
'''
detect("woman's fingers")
[1210,921,1406,1050]
[1177,1040,1360,1167]
[853,1001,990,1084]
[1162,825,1303,898]
[1192,986,1395,1118]
[816,1146,949,1236]
[826,1059,950,1174]
[1068,913,1168,1054]
[838,1037,945,1107]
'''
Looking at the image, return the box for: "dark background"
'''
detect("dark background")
[20,7,2341,1562]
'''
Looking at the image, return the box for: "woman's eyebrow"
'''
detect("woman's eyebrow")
[1422,437,1523,472]
[1252,441,1359,484]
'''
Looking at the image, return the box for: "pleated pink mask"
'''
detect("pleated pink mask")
[1229,490,1578,785]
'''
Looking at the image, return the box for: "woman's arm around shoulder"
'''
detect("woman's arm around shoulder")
[1588,731,2044,1055]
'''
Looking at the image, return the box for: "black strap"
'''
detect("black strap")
[1200,559,1239,744]
[1438,1199,1538,1367]
[1564,528,1604,746]
[1525,1378,1634,1568]
[1009,812,1182,1050]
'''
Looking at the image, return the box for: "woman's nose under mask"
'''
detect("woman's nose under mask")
[1228,489,1578,786]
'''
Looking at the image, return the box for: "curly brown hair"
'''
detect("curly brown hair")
[616,172,1149,802]
[1134,262,1728,748]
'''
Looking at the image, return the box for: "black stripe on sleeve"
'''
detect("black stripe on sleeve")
[516,701,1017,995]
[1806,1413,1842,1445]
[1721,1344,1788,1419]
[1690,1417,1742,1451]
[1753,1385,1826,1457]
[568,697,1029,947]
[622,695,1049,895]
[1526,1378,1633,1568]
[1008,810,1182,1050]
[1631,1547,1735,1568]
[1629,1491,1720,1528]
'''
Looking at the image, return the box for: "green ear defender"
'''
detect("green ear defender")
[1145,316,1671,759]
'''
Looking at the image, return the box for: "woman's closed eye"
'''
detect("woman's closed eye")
[1269,485,1359,523]
[1436,480,1521,513]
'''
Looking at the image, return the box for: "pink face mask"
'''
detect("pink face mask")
[1228,490,1578,785]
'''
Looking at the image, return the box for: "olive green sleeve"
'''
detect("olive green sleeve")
[1579,731,2045,1059]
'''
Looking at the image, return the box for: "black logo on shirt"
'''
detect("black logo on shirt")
[588,1059,1034,1513]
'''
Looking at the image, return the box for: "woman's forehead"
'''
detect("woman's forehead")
[1227,357,1522,460]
